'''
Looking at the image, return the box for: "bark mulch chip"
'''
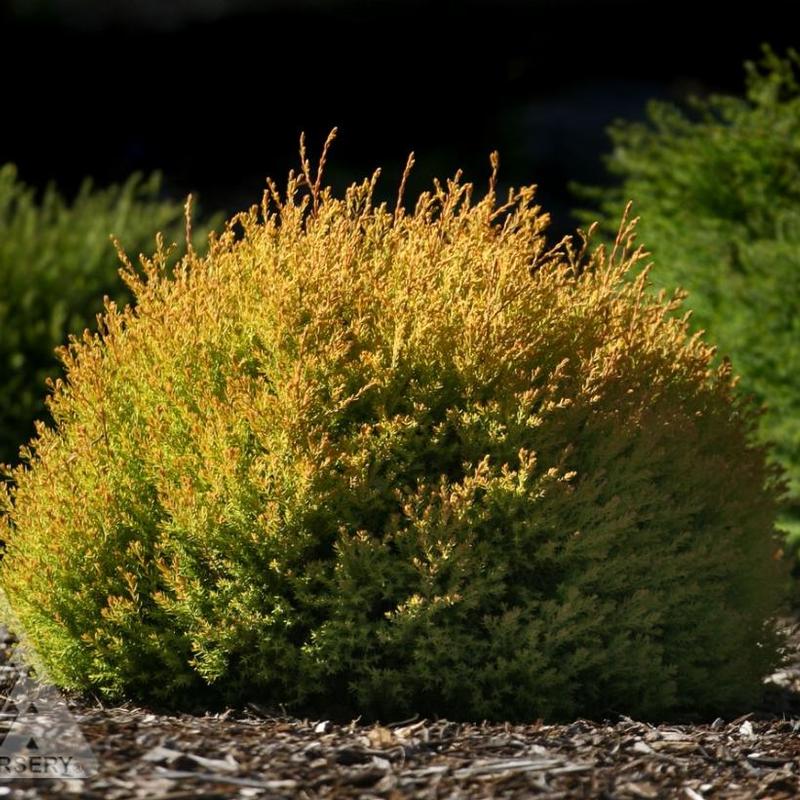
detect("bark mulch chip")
[1,622,800,799]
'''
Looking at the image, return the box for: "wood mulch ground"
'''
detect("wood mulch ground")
[1,623,800,799]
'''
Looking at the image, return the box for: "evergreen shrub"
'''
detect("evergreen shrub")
[0,166,215,464]
[575,47,800,547]
[0,137,788,721]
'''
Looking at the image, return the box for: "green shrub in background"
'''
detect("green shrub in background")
[0,165,217,465]
[0,140,788,722]
[575,47,800,548]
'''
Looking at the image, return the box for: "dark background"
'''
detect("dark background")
[1,0,795,238]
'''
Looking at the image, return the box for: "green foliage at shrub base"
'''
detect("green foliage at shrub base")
[0,150,789,722]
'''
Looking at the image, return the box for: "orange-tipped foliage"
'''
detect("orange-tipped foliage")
[0,138,788,721]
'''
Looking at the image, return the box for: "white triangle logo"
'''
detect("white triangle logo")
[0,592,99,779]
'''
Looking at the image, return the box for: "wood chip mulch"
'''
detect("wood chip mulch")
[2,623,800,799]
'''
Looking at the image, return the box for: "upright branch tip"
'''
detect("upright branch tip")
[488,151,500,202]
[611,200,636,266]
[395,152,416,222]
[298,128,339,215]
[184,194,195,257]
